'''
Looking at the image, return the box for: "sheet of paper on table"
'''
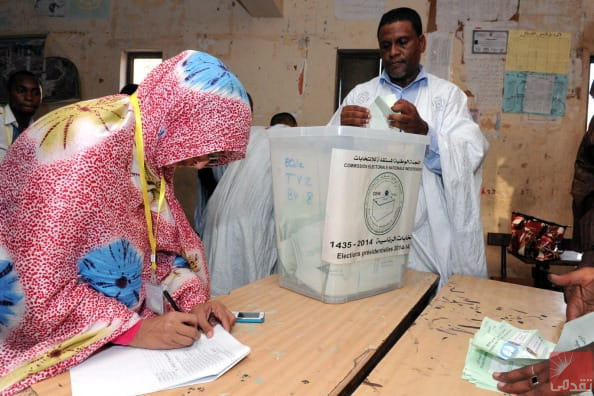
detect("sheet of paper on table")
[70,324,250,396]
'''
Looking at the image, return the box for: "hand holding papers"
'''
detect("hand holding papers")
[369,94,400,131]
[464,314,594,394]
[554,311,594,352]
[547,312,594,395]
[462,317,554,391]
[471,317,554,361]
[70,324,250,396]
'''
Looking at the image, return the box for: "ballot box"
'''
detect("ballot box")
[268,126,428,303]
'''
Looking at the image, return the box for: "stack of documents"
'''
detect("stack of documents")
[70,324,250,396]
[462,317,555,391]
[463,313,594,394]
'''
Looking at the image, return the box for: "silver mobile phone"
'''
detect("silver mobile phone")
[232,311,265,323]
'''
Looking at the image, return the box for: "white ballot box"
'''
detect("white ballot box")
[268,126,428,303]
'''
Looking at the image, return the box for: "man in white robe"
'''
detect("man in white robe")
[329,7,489,288]
[197,126,275,295]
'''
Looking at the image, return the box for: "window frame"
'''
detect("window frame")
[125,51,163,85]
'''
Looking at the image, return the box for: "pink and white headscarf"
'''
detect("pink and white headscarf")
[0,50,251,394]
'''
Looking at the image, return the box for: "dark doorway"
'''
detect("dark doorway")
[335,49,381,110]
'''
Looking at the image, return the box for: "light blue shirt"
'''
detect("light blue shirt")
[378,66,442,175]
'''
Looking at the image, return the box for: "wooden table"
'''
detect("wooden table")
[354,275,567,395]
[23,270,438,396]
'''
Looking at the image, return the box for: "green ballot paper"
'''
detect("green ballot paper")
[471,317,555,362]
[462,317,555,392]
[463,313,594,394]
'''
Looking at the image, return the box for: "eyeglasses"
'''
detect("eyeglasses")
[207,151,225,167]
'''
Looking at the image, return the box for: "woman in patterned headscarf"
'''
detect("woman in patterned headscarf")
[0,50,251,394]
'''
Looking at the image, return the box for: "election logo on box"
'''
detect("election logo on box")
[549,351,593,393]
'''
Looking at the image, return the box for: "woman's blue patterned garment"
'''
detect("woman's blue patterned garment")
[77,239,142,308]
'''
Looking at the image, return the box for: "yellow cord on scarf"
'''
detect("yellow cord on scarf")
[3,106,12,147]
[129,93,166,275]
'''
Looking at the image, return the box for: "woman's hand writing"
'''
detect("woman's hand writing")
[190,300,236,338]
[129,311,200,349]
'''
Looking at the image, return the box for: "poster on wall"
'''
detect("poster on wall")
[502,71,568,116]
[436,0,519,33]
[335,0,384,20]
[472,30,508,54]
[68,0,111,19]
[425,31,452,80]
[0,35,46,104]
[502,30,571,116]
[463,23,515,113]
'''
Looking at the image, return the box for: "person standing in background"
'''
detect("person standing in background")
[329,7,489,288]
[571,80,594,266]
[199,112,298,295]
[269,111,297,127]
[0,70,42,161]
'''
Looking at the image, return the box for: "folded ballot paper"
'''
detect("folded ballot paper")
[368,94,401,131]
[463,314,594,394]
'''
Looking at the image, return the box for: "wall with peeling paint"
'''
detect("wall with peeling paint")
[1,0,593,280]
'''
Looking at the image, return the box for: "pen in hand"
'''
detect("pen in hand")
[163,289,198,329]
[163,289,181,312]
[163,290,220,334]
